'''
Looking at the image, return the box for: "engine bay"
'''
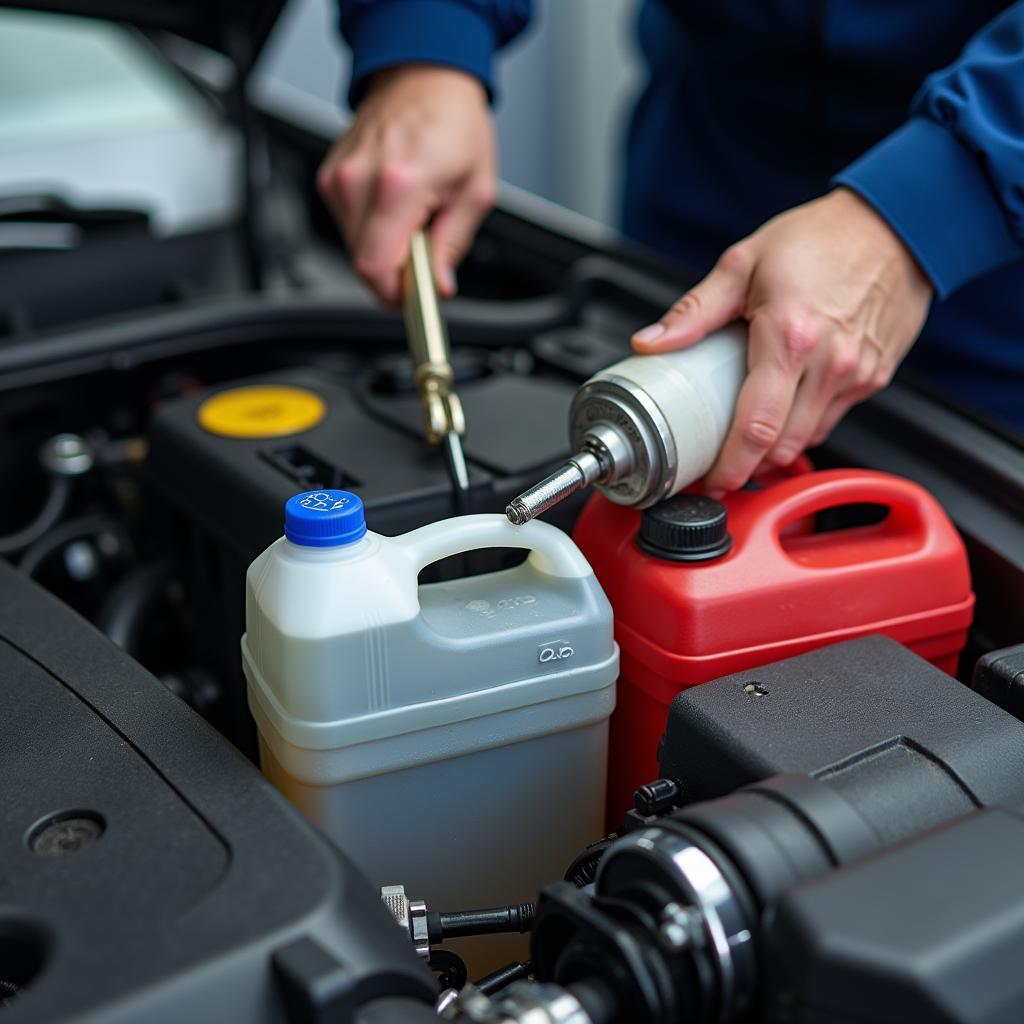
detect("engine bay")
[3,9,1024,1023]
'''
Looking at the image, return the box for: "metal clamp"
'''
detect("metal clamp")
[402,230,464,443]
[380,883,430,959]
[596,828,756,1022]
[403,229,470,492]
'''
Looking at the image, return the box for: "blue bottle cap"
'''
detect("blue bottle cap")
[284,490,367,548]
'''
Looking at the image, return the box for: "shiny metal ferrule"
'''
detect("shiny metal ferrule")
[380,883,431,959]
[596,828,756,1021]
[504,412,647,526]
[569,374,678,508]
[507,362,682,525]
[505,449,605,525]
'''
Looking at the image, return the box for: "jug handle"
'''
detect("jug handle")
[395,514,594,580]
[750,469,934,555]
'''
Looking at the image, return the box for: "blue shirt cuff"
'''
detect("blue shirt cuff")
[833,117,1022,300]
[345,0,497,108]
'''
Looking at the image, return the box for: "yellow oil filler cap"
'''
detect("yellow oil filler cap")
[197,386,326,439]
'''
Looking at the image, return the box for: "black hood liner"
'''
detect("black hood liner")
[2,0,287,61]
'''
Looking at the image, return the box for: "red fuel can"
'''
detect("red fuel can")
[573,469,975,823]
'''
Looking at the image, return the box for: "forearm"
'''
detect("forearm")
[834,2,1024,298]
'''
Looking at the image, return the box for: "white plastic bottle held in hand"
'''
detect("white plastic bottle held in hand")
[507,324,747,524]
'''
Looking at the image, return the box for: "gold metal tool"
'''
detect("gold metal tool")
[402,229,470,492]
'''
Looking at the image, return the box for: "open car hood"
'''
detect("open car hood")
[1,0,287,61]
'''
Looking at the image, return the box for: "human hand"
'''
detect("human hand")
[317,65,496,305]
[631,187,934,490]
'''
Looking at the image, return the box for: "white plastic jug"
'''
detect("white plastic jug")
[242,489,618,965]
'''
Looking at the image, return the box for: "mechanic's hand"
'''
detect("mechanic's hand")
[631,187,934,490]
[317,65,496,305]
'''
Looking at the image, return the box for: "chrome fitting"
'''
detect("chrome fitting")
[438,981,593,1024]
[40,433,95,478]
[380,883,430,959]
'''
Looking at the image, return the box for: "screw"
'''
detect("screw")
[29,812,104,856]
[435,988,461,1015]
[660,902,703,951]
[63,540,100,583]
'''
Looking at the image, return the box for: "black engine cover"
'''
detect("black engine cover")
[0,562,435,1023]
[659,635,1024,845]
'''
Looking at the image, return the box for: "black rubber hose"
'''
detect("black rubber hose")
[94,560,173,656]
[17,515,121,578]
[564,836,617,888]
[429,903,536,942]
[474,961,532,996]
[0,252,687,397]
[0,475,71,557]
[0,293,576,395]
[427,949,467,993]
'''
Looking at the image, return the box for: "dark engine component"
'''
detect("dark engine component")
[763,803,1024,1024]
[531,637,1024,1023]
[147,365,581,753]
[0,560,436,1024]
[148,365,582,558]
[973,642,1024,722]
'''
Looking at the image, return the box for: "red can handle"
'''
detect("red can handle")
[747,469,935,568]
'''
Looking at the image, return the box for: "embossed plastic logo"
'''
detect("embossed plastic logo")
[538,640,574,664]
[300,492,349,512]
[464,594,537,620]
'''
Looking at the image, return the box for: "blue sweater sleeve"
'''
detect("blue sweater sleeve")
[338,0,531,108]
[834,3,1024,299]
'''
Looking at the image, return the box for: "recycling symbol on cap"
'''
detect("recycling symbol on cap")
[299,492,349,513]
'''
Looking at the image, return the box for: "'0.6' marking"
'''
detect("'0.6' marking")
[539,642,574,664]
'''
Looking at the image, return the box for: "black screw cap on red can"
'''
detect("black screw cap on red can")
[638,494,732,562]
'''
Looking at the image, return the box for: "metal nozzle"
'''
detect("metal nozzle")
[507,422,637,525]
[506,450,604,525]
[443,430,470,493]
